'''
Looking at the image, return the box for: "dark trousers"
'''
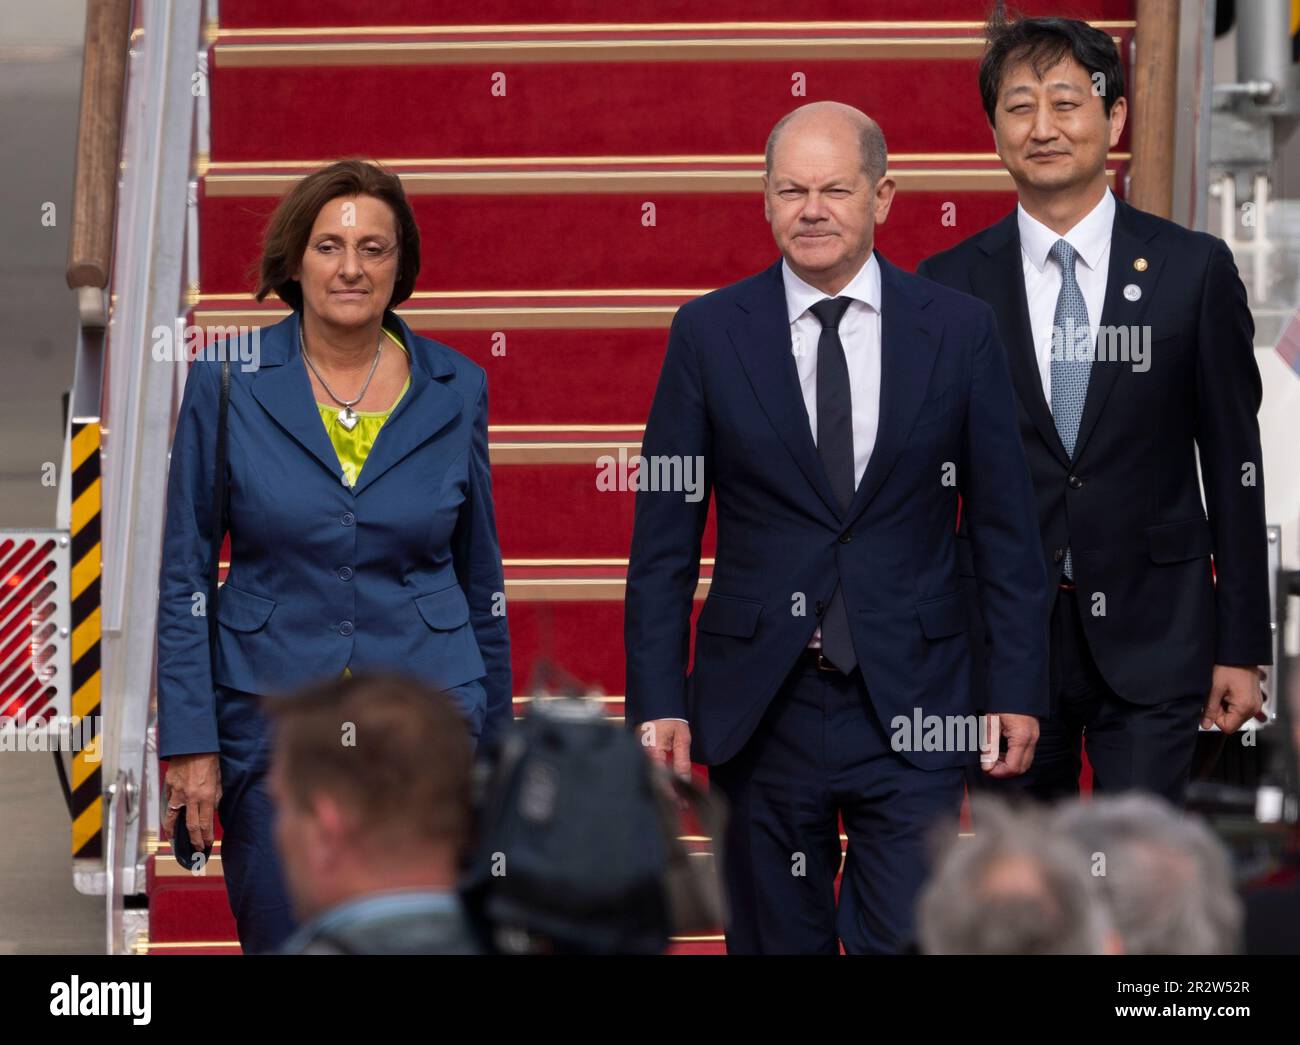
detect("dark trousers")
[708,659,966,954]
[975,587,1204,806]
[215,685,298,954]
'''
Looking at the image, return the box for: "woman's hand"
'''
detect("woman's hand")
[163,753,222,853]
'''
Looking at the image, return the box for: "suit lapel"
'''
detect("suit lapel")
[844,255,940,529]
[970,213,1071,468]
[351,314,463,496]
[251,312,348,482]
[250,310,464,495]
[1071,200,1164,463]
[728,261,841,520]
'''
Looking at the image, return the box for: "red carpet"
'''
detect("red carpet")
[199,190,1032,291]
[217,1,1135,29]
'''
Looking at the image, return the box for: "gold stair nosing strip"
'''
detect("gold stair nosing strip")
[491,441,641,464]
[211,33,1128,70]
[154,854,224,878]
[202,152,1130,169]
[197,288,706,300]
[205,562,709,601]
[206,167,1085,196]
[141,940,243,951]
[140,934,729,950]
[504,578,710,601]
[514,694,625,703]
[214,38,992,68]
[192,306,681,330]
[503,557,708,565]
[148,837,222,853]
[489,423,646,431]
[214,22,1136,39]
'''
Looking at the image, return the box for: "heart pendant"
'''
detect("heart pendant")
[337,407,359,431]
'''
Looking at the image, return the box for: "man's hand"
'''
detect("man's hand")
[638,719,692,780]
[163,752,222,851]
[1202,665,1264,734]
[982,712,1039,778]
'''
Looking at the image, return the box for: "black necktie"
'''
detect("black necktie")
[810,296,857,673]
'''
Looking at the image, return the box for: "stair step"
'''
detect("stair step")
[148,880,238,942]
[495,460,717,556]
[198,184,1048,293]
[185,320,668,427]
[217,2,1135,30]
[208,44,1130,163]
[509,597,649,696]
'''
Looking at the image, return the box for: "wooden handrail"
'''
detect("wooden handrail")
[65,0,132,293]
[1128,0,1180,217]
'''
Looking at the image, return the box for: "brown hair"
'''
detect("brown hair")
[267,672,472,854]
[254,158,421,311]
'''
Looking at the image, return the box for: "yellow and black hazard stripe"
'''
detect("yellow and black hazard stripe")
[69,420,102,860]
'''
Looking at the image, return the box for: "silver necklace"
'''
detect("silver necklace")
[300,324,384,431]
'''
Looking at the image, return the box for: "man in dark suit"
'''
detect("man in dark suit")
[918,15,1272,805]
[625,101,1049,954]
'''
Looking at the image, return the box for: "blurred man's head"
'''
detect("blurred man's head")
[267,673,473,921]
[763,101,895,296]
[917,798,1118,954]
[980,15,1126,200]
[1054,794,1242,954]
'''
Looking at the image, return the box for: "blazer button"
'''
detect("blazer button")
[838,532,853,544]
[341,511,355,526]
[815,600,825,616]
[1068,475,1083,489]
[338,566,354,581]
[339,620,354,636]
[1053,548,1065,563]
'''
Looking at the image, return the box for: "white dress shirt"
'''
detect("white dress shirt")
[1018,188,1114,403]
[783,252,883,648]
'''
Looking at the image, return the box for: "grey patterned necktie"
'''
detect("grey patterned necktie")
[1048,238,1091,579]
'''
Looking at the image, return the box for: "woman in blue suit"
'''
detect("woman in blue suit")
[156,160,511,952]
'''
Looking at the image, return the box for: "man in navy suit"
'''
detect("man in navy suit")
[625,101,1049,954]
[918,16,1272,805]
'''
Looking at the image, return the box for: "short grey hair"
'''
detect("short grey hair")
[764,110,888,184]
[1054,795,1242,955]
[917,798,1113,955]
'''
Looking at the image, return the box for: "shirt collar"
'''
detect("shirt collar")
[781,251,882,324]
[1017,187,1115,273]
[284,888,461,950]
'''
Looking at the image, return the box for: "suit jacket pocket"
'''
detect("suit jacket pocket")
[696,593,762,638]
[413,585,486,688]
[915,592,967,638]
[216,584,276,632]
[414,585,471,629]
[1145,518,1214,564]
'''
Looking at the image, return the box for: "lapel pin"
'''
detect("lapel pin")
[1123,283,1142,302]
[1133,257,1148,272]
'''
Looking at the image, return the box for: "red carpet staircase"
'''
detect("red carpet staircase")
[147,0,1133,954]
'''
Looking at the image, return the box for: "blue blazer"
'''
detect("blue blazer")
[156,310,511,758]
[625,255,1050,770]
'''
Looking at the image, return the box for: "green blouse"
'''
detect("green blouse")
[317,326,411,488]
[317,325,410,678]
